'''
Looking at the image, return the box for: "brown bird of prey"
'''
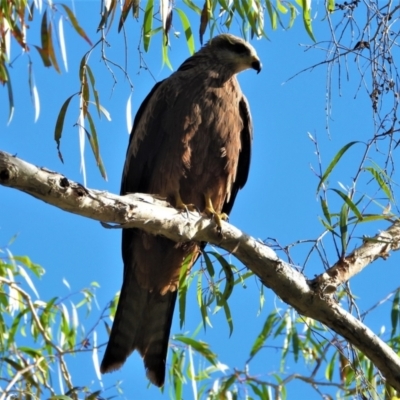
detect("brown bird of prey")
[100,33,261,387]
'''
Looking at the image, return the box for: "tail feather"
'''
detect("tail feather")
[100,260,177,387]
[139,291,177,387]
[100,263,146,373]
[101,229,198,387]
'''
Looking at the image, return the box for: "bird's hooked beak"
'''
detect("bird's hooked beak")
[251,57,262,74]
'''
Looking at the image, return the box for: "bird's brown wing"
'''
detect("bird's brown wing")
[222,95,253,215]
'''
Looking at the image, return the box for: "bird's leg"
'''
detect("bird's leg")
[203,194,228,231]
[173,191,197,212]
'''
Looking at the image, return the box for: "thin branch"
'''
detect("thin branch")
[0,356,45,400]
[310,222,400,293]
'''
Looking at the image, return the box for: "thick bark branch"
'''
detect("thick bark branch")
[1,150,400,390]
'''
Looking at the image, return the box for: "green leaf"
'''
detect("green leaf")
[233,0,245,19]
[61,4,93,46]
[325,351,337,381]
[85,111,107,180]
[364,166,393,201]
[318,216,337,235]
[161,37,173,69]
[178,253,192,328]
[288,3,296,28]
[175,8,195,55]
[218,0,230,12]
[331,189,363,221]
[40,11,51,65]
[86,65,101,117]
[174,335,217,366]
[273,311,288,338]
[339,203,348,254]
[143,0,154,52]
[170,348,185,397]
[47,21,60,73]
[202,251,215,278]
[391,289,400,338]
[54,93,77,163]
[118,0,133,31]
[81,75,89,117]
[296,0,316,41]
[209,252,234,305]
[250,311,279,358]
[291,327,300,362]
[222,300,233,336]
[8,309,30,347]
[199,0,210,45]
[86,392,102,400]
[265,0,277,30]
[353,214,391,223]
[197,271,211,329]
[132,0,140,18]
[276,0,288,14]
[183,0,202,14]
[320,196,332,224]
[241,0,260,36]
[2,65,14,124]
[11,255,44,278]
[220,374,237,392]
[3,356,39,388]
[317,141,360,193]
[34,45,52,67]
[233,269,253,286]
[249,383,268,400]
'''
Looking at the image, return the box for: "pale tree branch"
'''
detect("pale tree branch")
[1,150,400,390]
[311,224,400,294]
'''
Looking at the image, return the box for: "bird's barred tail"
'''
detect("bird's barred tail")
[100,260,176,387]
[100,264,144,374]
[139,290,177,387]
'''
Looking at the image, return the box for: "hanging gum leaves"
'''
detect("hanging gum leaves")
[143,0,154,52]
[34,10,51,67]
[317,141,360,193]
[178,253,194,328]
[98,0,118,32]
[61,5,92,46]
[175,8,195,55]
[47,21,60,73]
[265,0,277,30]
[85,111,107,180]
[2,65,14,124]
[119,0,134,31]
[54,93,77,162]
[132,0,140,19]
[199,0,210,45]
[296,0,316,42]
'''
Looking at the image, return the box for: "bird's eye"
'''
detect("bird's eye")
[231,42,248,54]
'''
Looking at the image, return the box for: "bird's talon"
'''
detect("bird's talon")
[220,213,228,221]
[174,192,196,212]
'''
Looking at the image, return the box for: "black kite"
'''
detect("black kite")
[100,33,261,387]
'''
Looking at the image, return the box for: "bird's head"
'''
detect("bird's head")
[205,34,262,75]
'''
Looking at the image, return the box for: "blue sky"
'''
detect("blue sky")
[1,1,399,398]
